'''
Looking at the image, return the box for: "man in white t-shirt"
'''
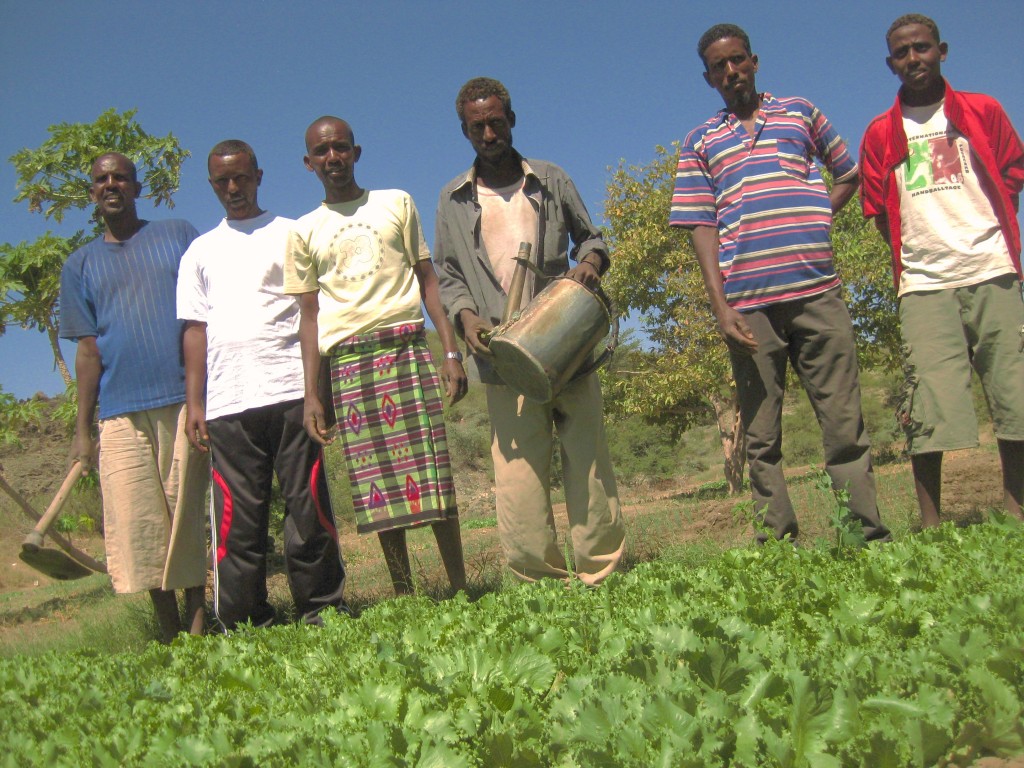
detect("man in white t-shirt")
[861,14,1024,527]
[177,140,347,630]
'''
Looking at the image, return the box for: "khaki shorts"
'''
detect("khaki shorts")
[897,273,1024,454]
[98,402,210,593]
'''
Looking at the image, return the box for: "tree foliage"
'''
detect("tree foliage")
[0,232,86,386]
[829,180,903,372]
[0,387,43,446]
[8,107,189,225]
[602,143,745,492]
[1,108,190,388]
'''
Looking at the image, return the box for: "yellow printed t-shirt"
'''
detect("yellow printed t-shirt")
[285,189,430,353]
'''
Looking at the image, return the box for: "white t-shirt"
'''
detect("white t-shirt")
[897,100,1014,295]
[284,189,430,354]
[177,211,304,420]
[477,177,538,312]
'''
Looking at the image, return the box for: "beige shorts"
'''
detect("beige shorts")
[98,402,210,593]
[897,273,1024,454]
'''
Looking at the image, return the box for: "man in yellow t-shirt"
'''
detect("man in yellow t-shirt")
[285,116,468,595]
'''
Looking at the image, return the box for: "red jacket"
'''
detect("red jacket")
[860,80,1024,289]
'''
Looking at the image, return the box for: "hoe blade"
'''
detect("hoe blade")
[19,547,94,581]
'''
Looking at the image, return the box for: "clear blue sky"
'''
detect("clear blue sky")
[2,0,1022,398]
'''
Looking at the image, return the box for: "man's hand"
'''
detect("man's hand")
[459,309,495,358]
[440,358,468,404]
[566,257,601,289]
[69,431,97,476]
[303,395,336,446]
[185,404,210,453]
[689,226,757,355]
[716,306,759,354]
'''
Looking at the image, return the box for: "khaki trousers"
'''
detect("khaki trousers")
[487,374,624,586]
[98,403,210,593]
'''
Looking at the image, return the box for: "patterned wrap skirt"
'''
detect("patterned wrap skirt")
[329,322,457,534]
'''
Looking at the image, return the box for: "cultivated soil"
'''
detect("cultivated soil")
[0,399,1008,607]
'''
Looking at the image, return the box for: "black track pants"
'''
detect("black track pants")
[208,398,346,630]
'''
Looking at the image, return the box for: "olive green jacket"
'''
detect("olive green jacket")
[434,152,608,383]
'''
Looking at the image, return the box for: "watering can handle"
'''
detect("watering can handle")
[569,285,619,382]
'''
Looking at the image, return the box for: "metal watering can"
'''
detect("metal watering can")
[487,243,618,403]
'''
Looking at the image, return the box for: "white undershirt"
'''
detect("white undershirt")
[477,177,538,311]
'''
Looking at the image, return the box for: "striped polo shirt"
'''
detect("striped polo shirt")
[670,93,858,311]
[59,219,198,419]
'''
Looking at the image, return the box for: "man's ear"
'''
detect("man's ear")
[508,110,516,128]
[353,145,362,163]
[938,41,948,62]
[303,155,314,172]
[132,181,142,199]
[703,71,712,87]
[256,168,264,186]
[885,56,896,76]
[751,53,758,72]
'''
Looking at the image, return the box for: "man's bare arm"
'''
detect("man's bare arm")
[71,337,101,474]
[297,292,332,445]
[182,321,209,452]
[691,225,758,354]
[414,260,468,404]
[830,177,859,215]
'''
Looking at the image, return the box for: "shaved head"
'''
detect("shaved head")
[91,152,138,183]
[302,115,362,204]
[304,116,354,152]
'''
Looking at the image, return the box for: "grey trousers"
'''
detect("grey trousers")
[729,288,890,543]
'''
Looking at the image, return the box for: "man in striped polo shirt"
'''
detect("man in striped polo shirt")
[670,24,890,545]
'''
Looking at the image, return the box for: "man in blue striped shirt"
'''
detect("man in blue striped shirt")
[670,24,890,545]
[60,152,209,641]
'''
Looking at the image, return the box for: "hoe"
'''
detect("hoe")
[0,461,107,580]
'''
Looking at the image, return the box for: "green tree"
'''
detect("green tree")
[829,179,902,372]
[0,387,42,446]
[0,108,190,387]
[602,143,746,493]
[601,145,902,494]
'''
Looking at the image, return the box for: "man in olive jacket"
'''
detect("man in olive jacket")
[435,77,624,586]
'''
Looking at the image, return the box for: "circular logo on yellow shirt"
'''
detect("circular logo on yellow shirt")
[328,222,384,282]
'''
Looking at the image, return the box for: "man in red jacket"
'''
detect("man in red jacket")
[860,13,1024,527]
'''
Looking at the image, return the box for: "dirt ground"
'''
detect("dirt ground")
[0,394,1011,592]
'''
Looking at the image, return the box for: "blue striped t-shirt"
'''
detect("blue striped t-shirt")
[670,94,858,311]
[59,219,198,419]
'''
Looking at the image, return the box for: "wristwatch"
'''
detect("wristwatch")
[445,351,464,362]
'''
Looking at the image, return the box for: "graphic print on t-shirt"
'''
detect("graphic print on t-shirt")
[904,133,968,193]
[328,221,384,281]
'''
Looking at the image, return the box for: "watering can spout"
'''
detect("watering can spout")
[502,241,532,324]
